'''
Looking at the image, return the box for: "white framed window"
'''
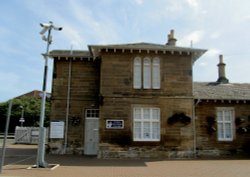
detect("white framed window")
[152,57,160,89]
[216,107,234,141]
[133,57,142,89]
[133,107,160,141]
[133,57,160,89]
[143,57,151,89]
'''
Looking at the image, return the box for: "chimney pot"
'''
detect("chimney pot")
[219,54,223,63]
[166,29,177,46]
[217,54,229,84]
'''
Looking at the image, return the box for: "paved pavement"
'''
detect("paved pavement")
[1,143,250,177]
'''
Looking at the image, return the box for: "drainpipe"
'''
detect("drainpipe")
[193,98,201,158]
[64,57,72,154]
[192,103,197,158]
[191,52,197,158]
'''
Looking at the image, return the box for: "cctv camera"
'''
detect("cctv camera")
[53,26,63,31]
[40,27,48,35]
[40,23,51,28]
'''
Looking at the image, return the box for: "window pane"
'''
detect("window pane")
[143,108,150,120]
[225,123,232,139]
[152,58,160,89]
[152,109,160,120]
[143,58,151,89]
[217,111,223,121]
[133,57,141,89]
[143,122,150,139]
[224,111,232,121]
[134,108,141,119]
[152,122,160,139]
[217,123,224,139]
[134,122,141,139]
[86,109,99,118]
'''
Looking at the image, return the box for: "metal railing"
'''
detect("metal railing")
[15,126,47,144]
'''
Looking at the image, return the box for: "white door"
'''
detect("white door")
[84,109,99,155]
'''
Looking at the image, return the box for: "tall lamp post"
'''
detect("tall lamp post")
[37,21,62,168]
[19,106,25,127]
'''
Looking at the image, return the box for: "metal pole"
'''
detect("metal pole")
[0,100,12,174]
[20,107,24,127]
[64,58,72,154]
[36,27,51,168]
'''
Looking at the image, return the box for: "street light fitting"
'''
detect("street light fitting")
[37,21,62,168]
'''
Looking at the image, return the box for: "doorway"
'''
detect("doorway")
[84,109,99,155]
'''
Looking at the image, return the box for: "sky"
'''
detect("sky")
[1,0,250,102]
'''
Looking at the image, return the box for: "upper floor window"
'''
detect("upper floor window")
[133,57,160,89]
[217,107,234,141]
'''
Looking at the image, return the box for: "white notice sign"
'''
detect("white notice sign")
[50,121,64,139]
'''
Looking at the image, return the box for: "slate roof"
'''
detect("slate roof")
[193,82,250,101]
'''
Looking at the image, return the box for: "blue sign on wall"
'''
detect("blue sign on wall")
[106,120,124,129]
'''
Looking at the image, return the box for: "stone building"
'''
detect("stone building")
[48,30,250,158]
[194,55,250,157]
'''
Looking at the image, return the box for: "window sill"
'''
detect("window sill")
[133,139,160,142]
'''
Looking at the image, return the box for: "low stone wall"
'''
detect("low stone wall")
[196,149,246,158]
[98,143,194,159]
[48,140,84,155]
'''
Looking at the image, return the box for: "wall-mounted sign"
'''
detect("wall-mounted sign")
[106,120,124,129]
[50,121,64,139]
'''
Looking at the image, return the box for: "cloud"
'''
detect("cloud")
[61,24,86,49]
[178,30,205,47]
[209,31,221,39]
[198,62,208,67]
[186,0,199,8]
[204,48,221,58]
[68,1,120,45]
[135,0,144,5]
[243,15,250,21]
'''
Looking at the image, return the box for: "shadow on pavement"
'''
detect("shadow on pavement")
[2,144,148,167]
[46,155,148,167]
[3,144,250,168]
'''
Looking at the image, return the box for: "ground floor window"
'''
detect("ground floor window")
[216,107,234,141]
[133,107,160,141]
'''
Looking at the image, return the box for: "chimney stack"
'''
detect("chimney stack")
[217,54,229,84]
[166,29,177,46]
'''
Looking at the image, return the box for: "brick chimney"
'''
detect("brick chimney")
[217,54,229,84]
[166,29,177,46]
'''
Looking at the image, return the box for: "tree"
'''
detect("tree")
[0,96,50,133]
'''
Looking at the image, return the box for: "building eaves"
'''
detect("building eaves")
[88,42,207,63]
[49,50,91,59]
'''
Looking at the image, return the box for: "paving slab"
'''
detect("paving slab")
[1,144,250,177]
